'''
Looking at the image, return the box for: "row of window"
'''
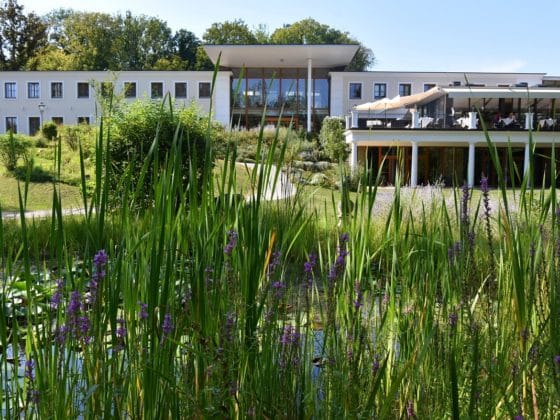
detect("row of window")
[3,81,212,100]
[5,116,90,135]
[348,82,437,100]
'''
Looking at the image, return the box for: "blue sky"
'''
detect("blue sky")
[18,0,560,75]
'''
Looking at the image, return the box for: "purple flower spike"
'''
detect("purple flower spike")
[93,249,108,266]
[50,279,64,310]
[554,354,560,365]
[138,302,148,320]
[162,313,174,342]
[224,230,238,256]
[25,359,35,381]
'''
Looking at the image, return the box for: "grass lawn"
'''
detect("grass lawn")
[0,174,83,212]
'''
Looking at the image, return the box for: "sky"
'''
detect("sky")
[17,0,560,75]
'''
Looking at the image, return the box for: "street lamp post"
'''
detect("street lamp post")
[38,101,45,130]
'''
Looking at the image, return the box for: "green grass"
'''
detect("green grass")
[0,174,82,212]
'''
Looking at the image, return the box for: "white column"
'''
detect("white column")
[410,108,419,128]
[351,111,358,128]
[524,142,530,177]
[524,112,534,130]
[307,58,312,132]
[467,142,475,187]
[345,115,351,129]
[468,112,478,130]
[410,141,418,187]
[350,142,358,172]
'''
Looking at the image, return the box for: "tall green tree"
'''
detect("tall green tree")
[172,29,199,69]
[55,11,120,70]
[270,18,374,70]
[203,19,257,44]
[0,0,47,70]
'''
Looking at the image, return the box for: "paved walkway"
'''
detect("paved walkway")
[1,207,86,220]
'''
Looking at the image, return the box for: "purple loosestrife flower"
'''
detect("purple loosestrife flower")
[328,233,350,285]
[116,318,126,338]
[554,355,560,365]
[162,313,174,342]
[449,312,458,328]
[114,318,127,352]
[303,253,317,290]
[268,250,282,277]
[280,325,300,346]
[372,355,380,374]
[67,290,82,317]
[272,281,285,299]
[461,181,470,226]
[224,312,236,342]
[50,279,64,310]
[24,359,35,381]
[93,249,108,266]
[138,302,148,320]
[224,230,238,256]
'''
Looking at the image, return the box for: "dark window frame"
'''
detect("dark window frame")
[51,82,63,99]
[349,82,362,100]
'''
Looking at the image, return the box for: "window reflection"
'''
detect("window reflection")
[281,79,297,110]
[247,78,263,107]
[314,79,328,109]
[265,79,280,108]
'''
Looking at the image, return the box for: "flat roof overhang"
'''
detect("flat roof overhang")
[444,86,560,99]
[345,129,560,147]
[203,44,360,68]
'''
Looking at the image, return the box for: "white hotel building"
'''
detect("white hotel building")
[1,44,560,186]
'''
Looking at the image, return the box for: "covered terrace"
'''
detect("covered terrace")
[346,86,560,187]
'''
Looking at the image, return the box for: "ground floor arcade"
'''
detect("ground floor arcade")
[346,129,560,187]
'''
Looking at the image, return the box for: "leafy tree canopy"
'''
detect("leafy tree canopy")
[203,19,258,45]
[0,0,47,70]
[270,18,374,70]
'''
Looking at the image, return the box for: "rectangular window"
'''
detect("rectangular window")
[123,82,136,98]
[52,117,63,126]
[198,82,211,98]
[5,82,16,99]
[151,82,163,99]
[374,83,387,99]
[423,83,436,92]
[399,83,411,97]
[29,117,40,136]
[27,82,40,99]
[78,116,90,125]
[175,82,187,98]
[77,82,89,98]
[349,82,362,100]
[6,117,17,133]
[101,82,113,98]
[51,82,63,98]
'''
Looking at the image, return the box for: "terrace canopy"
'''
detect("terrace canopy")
[354,87,446,112]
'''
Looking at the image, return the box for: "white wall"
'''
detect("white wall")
[0,70,232,135]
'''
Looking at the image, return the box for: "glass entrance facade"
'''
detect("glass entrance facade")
[231,68,329,130]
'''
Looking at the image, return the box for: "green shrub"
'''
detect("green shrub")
[319,116,348,162]
[35,137,49,148]
[42,121,58,140]
[0,131,32,172]
[108,100,213,208]
[60,124,95,152]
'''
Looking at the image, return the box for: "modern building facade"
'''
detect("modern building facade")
[1,44,559,186]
